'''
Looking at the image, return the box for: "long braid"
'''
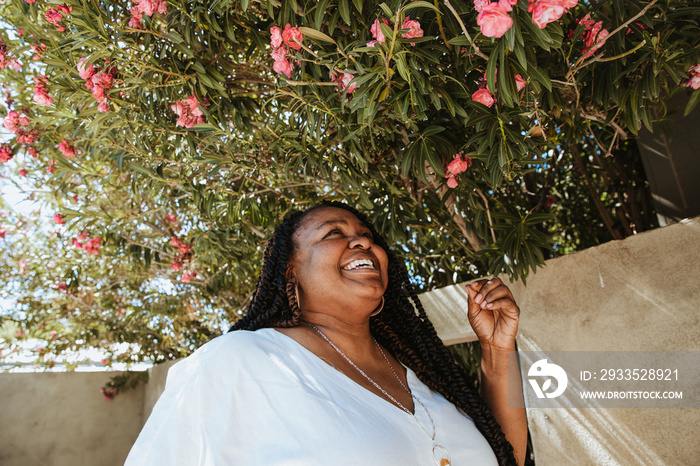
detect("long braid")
[229,201,517,465]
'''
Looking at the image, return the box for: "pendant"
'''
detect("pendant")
[432,444,451,466]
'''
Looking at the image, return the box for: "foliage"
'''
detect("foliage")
[0,0,698,380]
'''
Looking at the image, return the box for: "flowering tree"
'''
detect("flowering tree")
[1,0,699,381]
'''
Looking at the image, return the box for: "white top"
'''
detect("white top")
[125,328,498,466]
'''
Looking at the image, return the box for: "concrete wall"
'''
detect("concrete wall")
[0,372,145,466]
[1,217,698,465]
[423,216,700,465]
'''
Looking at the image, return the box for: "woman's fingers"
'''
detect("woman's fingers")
[473,277,513,308]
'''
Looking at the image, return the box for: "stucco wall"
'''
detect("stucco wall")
[1,217,698,465]
[0,372,144,466]
[423,216,700,465]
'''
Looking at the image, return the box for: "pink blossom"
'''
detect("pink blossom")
[270,26,283,48]
[0,228,5,240]
[31,43,46,61]
[332,71,358,94]
[401,17,423,46]
[474,0,491,12]
[84,237,102,254]
[53,213,64,225]
[477,3,514,38]
[515,74,527,91]
[273,58,293,78]
[128,7,143,29]
[446,175,459,189]
[57,282,68,291]
[171,260,182,272]
[171,93,207,128]
[369,19,389,46]
[528,0,577,29]
[181,272,193,283]
[0,144,13,163]
[19,168,28,177]
[47,159,56,174]
[579,14,608,59]
[33,75,54,106]
[97,101,110,112]
[28,147,39,158]
[58,139,76,158]
[77,58,95,80]
[0,37,21,71]
[270,46,288,62]
[166,213,178,223]
[282,24,303,50]
[100,387,116,401]
[472,88,495,107]
[50,330,58,340]
[78,231,88,241]
[446,153,473,176]
[685,64,700,90]
[4,111,21,131]
[171,236,180,247]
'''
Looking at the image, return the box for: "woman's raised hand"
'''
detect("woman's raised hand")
[465,278,520,351]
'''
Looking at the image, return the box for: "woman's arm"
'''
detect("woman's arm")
[480,343,527,466]
[465,278,528,466]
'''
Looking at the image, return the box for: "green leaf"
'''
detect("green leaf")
[685,90,700,117]
[338,0,351,26]
[527,66,552,92]
[402,1,440,14]
[299,27,336,44]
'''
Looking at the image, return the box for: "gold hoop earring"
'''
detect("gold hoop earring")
[370,296,384,317]
[294,283,301,310]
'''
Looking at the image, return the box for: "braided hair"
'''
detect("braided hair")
[231,201,517,465]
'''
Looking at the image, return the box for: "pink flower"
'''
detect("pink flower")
[77,58,95,80]
[33,75,54,106]
[78,230,88,241]
[270,45,288,62]
[31,43,46,61]
[4,111,20,131]
[515,74,527,91]
[84,237,102,254]
[50,330,58,340]
[128,7,143,29]
[171,236,180,247]
[57,281,68,291]
[477,2,513,38]
[474,0,491,12]
[401,17,423,46]
[684,64,700,90]
[58,139,76,158]
[47,159,56,173]
[273,58,293,78]
[100,387,116,401]
[332,71,358,94]
[53,213,64,225]
[171,93,206,128]
[579,14,608,59]
[181,271,193,282]
[270,26,283,48]
[282,24,303,50]
[97,101,110,112]
[0,228,5,240]
[0,144,13,163]
[370,19,389,45]
[446,153,473,176]
[472,88,495,107]
[166,213,178,223]
[171,260,182,272]
[19,168,28,177]
[28,147,39,158]
[446,175,459,189]
[528,0,577,29]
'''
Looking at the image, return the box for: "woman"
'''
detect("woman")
[125,201,526,466]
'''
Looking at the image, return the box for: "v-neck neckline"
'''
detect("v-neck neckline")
[266,327,418,416]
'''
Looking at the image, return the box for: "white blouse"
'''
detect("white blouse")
[125,328,498,465]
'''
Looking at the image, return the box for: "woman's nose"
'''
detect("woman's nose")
[348,235,372,249]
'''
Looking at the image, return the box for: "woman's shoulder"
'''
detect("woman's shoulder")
[174,328,289,374]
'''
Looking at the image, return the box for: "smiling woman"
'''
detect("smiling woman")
[124,201,527,466]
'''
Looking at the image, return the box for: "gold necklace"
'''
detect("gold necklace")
[305,322,451,466]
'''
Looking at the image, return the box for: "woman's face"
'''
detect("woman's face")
[289,207,389,317]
